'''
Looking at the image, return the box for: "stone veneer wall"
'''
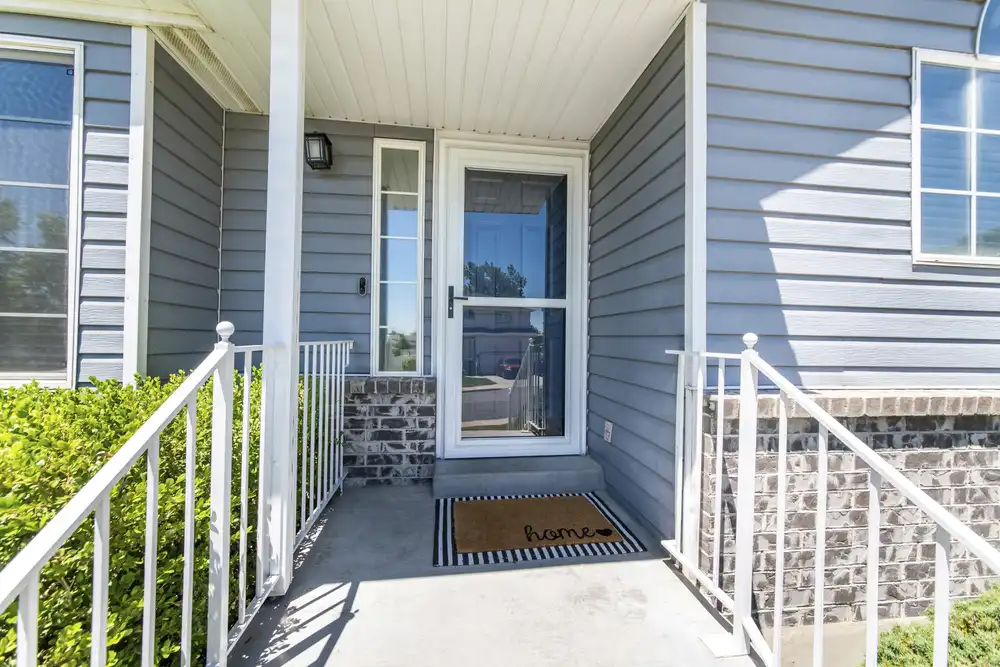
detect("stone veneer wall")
[698,393,1000,627]
[342,377,436,486]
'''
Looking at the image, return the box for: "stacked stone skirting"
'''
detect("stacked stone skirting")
[698,392,1000,627]
[342,377,436,486]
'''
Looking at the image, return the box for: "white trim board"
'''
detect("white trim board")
[681,0,709,576]
[0,33,84,389]
[123,26,155,382]
[433,133,590,460]
[0,1,206,29]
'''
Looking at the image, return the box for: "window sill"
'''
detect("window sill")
[0,373,73,390]
[912,253,1000,269]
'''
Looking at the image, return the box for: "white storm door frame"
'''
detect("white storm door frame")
[436,136,588,460]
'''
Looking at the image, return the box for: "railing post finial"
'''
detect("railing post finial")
[217,321,235,343]
[742,332,758,350]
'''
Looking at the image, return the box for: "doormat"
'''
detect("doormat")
[433,492,645,567]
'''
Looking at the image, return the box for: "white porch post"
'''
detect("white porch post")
[260,0,306,595]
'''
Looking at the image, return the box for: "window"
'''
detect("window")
[0,37,82,387]
[371,138,424,375]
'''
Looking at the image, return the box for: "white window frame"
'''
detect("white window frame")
[370,137,426,377]
[912,48,1000,268]
[0,34,84,389]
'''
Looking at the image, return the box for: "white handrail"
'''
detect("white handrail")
[665,335,1000,667]
[746,344,1000,574]
[0,323,288,667]
[0,341,230,613]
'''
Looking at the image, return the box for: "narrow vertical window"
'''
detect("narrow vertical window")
[372,139,424,375]
[0,41,81,387]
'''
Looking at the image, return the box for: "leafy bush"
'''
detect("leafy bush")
[0,369,262,666]
[876,585,1000,666]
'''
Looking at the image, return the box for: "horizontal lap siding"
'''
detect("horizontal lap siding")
[4,15,131,383]
[705,0,1000,389]
[147,45,224,377]
[220,115,433,374]
[588,23,685,539]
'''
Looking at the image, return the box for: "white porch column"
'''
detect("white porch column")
[260,0,306,595]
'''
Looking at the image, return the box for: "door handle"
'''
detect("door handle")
[448,286,469,318]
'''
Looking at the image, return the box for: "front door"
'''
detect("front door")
[438,138,587,459]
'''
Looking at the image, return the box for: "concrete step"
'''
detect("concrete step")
[432,455,606,498]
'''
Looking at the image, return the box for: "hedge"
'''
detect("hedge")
[876,585,1000,666]
[0,370,262,666]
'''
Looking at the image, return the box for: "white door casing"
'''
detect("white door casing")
[434,134,589,459]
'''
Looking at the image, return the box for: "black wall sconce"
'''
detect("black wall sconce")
[304,132,333,170]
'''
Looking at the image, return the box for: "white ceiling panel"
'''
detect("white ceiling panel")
[184,0,687,139]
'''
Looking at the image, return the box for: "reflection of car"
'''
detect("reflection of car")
[497,356,521,379]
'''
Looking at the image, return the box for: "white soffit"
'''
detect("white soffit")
[0,0,205,27]
[185,0,685,140]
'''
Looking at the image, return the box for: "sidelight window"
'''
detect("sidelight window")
[371,138,425,375]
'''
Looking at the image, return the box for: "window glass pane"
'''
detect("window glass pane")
[380,238,418,282]
[463,169,567,299]
[0,251,68,312]
[978,71,1000,130]
[921,193,970,255]
[461,307,565,439]
[379,282,418,332]
[978,134,1000,193]
[378,280,420,373]
[380,193,419,237]
[921,65,970,127]
[922,130,969,191]
[976,197,1000,257]
[0,57,74,122]
[380,148,420,193]
[0,120,71,183]
[0,185,69,249]
[981,1,1000,57]
[0,316,66,372]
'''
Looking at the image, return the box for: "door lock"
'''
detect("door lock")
[448,286,468,318]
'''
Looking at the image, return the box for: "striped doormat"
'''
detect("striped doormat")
[433,492,646,567]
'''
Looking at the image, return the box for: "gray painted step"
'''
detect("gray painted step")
[432,456,606,498]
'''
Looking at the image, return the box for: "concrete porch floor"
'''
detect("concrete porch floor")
[231,485,756,667]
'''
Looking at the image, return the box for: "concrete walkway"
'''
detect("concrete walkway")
[232,485,755,667]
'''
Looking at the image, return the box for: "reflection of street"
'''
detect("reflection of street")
[461,376,515,436]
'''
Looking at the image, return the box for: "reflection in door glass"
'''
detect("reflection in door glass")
[463,169,567,299]
[461,307,565,439]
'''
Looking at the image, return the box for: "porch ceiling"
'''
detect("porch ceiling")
[178,0,687,140]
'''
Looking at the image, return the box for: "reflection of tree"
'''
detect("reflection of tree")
[943,228,1000,256]
[0,199,17,244]
[464,261,527,298]
[0,200,68,312]
[390,331,415,357]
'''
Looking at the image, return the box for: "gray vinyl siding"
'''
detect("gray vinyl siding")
[146,45,224,377]
[587,23,686,539]
[705,0,1000,388]
[2,15,131,383]
[220,115,433,374]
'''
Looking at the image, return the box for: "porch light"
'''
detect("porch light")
[304,132,333,170]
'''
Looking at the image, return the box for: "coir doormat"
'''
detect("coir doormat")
[433,492,645,567]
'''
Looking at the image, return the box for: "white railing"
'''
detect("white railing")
[0,323,261,666]
[0,325,354,667]
[508,338,544,434]
[665,334,1000,667]
[296,340,353,547]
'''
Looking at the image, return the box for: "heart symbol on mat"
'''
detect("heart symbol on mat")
[596,529,614,537]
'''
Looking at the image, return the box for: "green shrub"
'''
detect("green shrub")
[875,585,1000,666]
[0,369,262,666]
